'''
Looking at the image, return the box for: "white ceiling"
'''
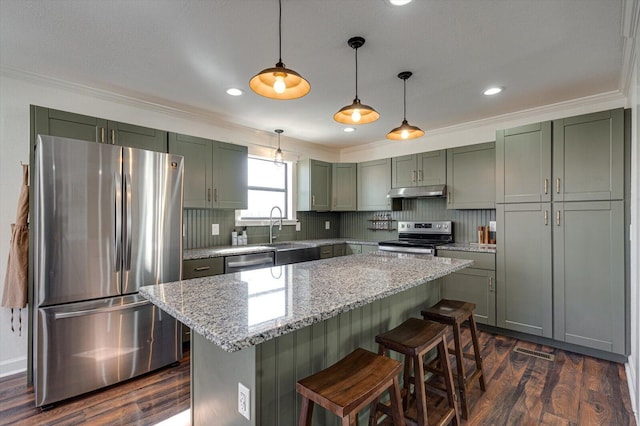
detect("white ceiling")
[0,0,627,148]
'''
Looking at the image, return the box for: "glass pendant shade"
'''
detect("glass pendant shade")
[274,129,284,166]
[249,0,310,100]
[334,37,379,125]
[387,71,424,140]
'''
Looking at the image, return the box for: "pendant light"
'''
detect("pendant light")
[333,37,380,125]
[274,129,284,166]
[387,71,424,140]
[249,0,310,100]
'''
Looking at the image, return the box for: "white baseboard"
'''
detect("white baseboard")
[626,356,639,423]
[0,356,27,378]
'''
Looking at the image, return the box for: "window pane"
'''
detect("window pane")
[242,190,286,218]
[248,158,286,189]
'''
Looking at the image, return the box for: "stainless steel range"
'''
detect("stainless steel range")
[378,221,454,255]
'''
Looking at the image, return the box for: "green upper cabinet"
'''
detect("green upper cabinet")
[552,108,624,202]
[32,106,107,143]
[496,203,553,338]
[446,142,495,209]
[107,121,167,152]
[297,159,332,211]
[357,158,392,211]
[32,106,167,152]
[496,122,552,203]
[214,141,248,209]
[552,201,625,354]
[168,133,247,209]
[332,163,357,211]
[391,150,446,188]
[169,133,213,208]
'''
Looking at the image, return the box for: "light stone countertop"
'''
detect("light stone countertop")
[140,252,473,352]
[438,243,497,254]
[184,238,378,260]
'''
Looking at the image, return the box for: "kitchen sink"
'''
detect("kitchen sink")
[262,242,320,265]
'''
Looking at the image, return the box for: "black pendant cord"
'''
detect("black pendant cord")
[278,0,282,63]
[354,47,359,101]
[403,78,407,121]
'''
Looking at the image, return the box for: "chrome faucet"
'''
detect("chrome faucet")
[269,206,283,243]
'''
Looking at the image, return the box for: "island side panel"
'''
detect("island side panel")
[192,334,256,426]
[256,279,441,426]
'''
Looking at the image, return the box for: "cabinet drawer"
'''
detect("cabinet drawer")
[437,250,495,271]
[320,245,334,259]
[182,257,224,279]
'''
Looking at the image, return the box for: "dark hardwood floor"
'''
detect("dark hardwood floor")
[0,331,636,426]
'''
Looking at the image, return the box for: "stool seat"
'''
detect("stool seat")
[372,318,459,426]
[296,348,405,425]
[422,299,486,420]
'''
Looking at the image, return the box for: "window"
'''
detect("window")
[238,156,293,222]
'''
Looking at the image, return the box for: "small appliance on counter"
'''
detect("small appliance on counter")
[378,221,454,256]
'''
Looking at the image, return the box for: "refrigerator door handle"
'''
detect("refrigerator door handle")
[115,172,122,271]
[54,299,151,319]
[124,173,133,270]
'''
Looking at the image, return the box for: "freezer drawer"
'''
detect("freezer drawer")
[34,294,181,407]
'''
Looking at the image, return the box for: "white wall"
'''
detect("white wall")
[0,68,637,392]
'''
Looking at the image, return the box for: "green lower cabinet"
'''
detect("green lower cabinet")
[346,244,362,255]
[552,201,625,354]
[182,257,224,279]
[333,244,346,257]
[319,245,334,259]
[497,203,553,338]
[361,244,378,254]
[438,250,496,326]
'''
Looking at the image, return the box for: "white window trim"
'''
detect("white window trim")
[235,157,297,227]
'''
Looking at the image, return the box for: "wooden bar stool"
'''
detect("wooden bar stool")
[370,318,459,426]
[421,299,486,420]
[296,347,405,426]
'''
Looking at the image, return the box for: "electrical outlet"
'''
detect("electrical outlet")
[295,221,301,231]
[325,221,330,230]
[238,382,250,420]
[211,223,219,236]
[489,221,496,232]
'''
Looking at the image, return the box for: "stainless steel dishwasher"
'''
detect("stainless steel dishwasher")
[224,252,275,273]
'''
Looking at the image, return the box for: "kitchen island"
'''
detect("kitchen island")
[140,252,473,426]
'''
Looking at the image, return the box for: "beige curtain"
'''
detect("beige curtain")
[2,164,29,334]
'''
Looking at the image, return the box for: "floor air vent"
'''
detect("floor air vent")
[513,346,555,361]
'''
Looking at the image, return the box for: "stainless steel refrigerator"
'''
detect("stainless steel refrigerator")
[33,135,184,407]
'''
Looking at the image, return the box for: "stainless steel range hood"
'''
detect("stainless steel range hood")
[387,184,447,199]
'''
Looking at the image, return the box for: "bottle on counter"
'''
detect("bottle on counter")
[232,231,238,246]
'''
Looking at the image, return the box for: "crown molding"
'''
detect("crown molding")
[340,90,627,157]
[0,65,338,158]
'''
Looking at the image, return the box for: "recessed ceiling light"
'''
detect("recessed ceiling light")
[343,127,356,133]
[389,0,412,5]
[483,87,503,96]
[226,88,243,96]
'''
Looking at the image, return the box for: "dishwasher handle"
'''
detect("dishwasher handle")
[224,253,275,273]
[227,257,273,268]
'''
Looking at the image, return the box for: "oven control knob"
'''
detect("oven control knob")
[444,224,448,229]
[436,224,441,229]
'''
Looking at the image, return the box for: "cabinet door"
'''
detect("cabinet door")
[332,163,357,211]
[333,244,346,257]
[310,160,332,211]
[391,154,417,188]
[417,150,446,186]
[497,203,552,337]
[107,121,167,152]
[168,133,213,208]
[496,122,551,203]
[357,159,391,211]
[346,244,362,255]
[441,268,496,326]
[553,108,624,202]
[32,105,106,143]
[446,142,495,209]
[552,201,624,354]
[214,142,248,209]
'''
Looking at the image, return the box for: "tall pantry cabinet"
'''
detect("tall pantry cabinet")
[496,108,626,355]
